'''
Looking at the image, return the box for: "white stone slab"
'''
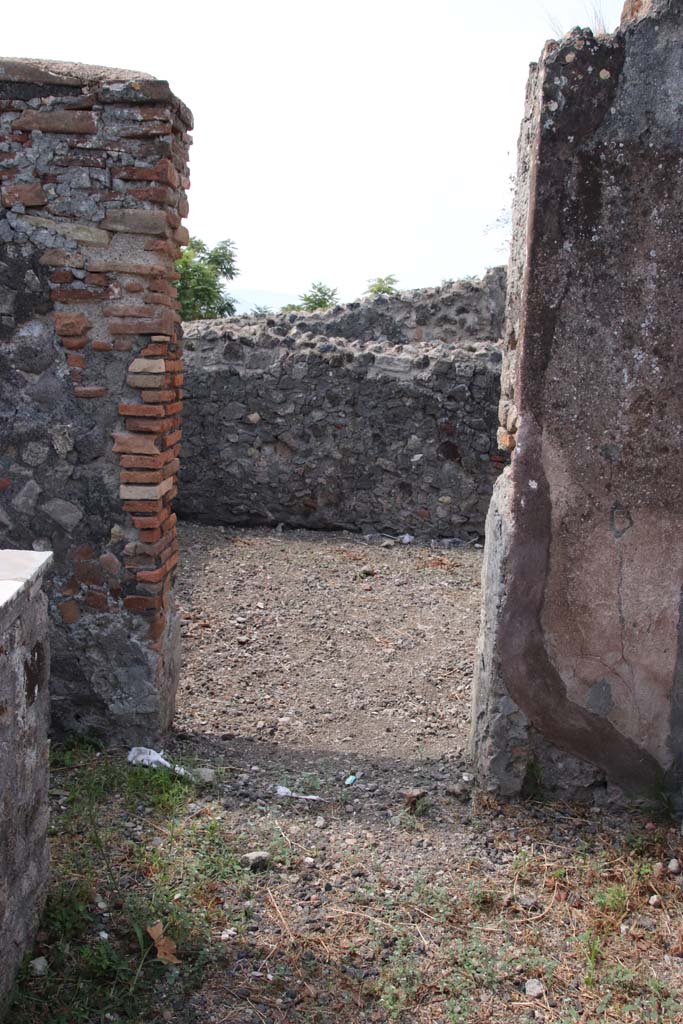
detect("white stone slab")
[0,550,52,584]
[0,579,22,605]
[0,550,53,613]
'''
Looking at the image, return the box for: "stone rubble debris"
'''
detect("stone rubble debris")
[241,851,271,871]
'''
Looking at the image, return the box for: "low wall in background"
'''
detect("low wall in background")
[179,269,506,538]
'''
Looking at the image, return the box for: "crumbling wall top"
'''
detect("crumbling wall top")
[0,57,193,128]
[0,57,156,85]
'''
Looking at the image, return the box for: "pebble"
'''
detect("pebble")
[667,858,681,876]
[29,956,48,977]
[195,767,217,784]
[648,894,662,908]
[241,850,271,871]
[314,816,327,829]
[517,893,539,910]
[525,979,545,999]
[445,781,470,801]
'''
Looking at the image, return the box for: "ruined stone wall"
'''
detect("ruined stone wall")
[0,550,51,1013]
[0,60,191,743]
[471,2,683,801]
[179,270,506,538]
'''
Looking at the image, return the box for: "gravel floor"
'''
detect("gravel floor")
[175,522,481,763]
[163,523,683,1024]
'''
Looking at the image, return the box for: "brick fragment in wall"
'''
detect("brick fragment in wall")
[179,268,507,539]
[13,109,98,133]
[1,182,47,207]
[0,57,191,751]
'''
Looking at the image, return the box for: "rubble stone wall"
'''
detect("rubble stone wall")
[179,270,506,538]
[471,1,683,801]
[0,550,52,1014]
[0,59,191,743]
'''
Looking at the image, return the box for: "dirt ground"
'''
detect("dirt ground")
[169,524,683,1024]
[175,522,480,761]
[15,524,683,1024]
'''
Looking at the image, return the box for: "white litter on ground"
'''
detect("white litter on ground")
[275,784,324,802]
[127,747,189,777]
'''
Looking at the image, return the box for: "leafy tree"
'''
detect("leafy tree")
[365,274,398,296]
[300,282,338,310]
[176,237,238,321]
[250,304,272,316]
[282,281,338,313]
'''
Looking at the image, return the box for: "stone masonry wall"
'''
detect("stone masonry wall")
[471,2,683,801]
[0,550,52,1015]
[179,270,506,538]
[0,60,191,743]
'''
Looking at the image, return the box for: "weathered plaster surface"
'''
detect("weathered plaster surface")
[0,550,52,1015]
[472,2,683,799]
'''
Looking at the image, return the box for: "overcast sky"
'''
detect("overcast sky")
[5,0,625,310]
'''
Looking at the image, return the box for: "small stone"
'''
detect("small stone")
[314,815,327,829]
[402,787,427,811]
[30,956,48,977]
[220,928,237,941]
[42,498,83,531]
[303,856,315,867]
[525,979,545,999]
[246,412,261,424]
[517,893,539,910]
[667,858,681,876]
[241,850,271,871]
[22,442,49,467]
[12,479,41,514]
[360,565,375,577]
[446,781,470,801]
[648,894,662,908]
[99,552,121,577]
[195,767,217,784]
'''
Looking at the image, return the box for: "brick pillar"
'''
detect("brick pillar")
[0,59,191,743]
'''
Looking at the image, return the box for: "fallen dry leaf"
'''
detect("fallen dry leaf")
[146,921,181,964]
